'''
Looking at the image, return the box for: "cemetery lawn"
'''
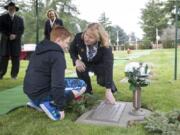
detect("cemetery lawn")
[0,49,180,135]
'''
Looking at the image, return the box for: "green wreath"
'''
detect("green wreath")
[127,69,149,91]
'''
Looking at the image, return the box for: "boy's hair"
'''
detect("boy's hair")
[50,25,71,41]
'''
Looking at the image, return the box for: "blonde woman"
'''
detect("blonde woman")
[69,23,117,104]
[44,9,63,40]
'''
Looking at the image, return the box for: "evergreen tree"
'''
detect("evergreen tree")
[140,0,168,43]
[98,12,111,30]
[11,0,88,43]
[163,0,180,24]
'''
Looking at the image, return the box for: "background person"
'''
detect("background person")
[44,9,63,40]
[0,1,24,80]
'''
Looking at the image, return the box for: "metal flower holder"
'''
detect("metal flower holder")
[126,63,150,116]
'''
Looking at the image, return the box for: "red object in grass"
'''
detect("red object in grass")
[75,96,82,101]
[127,48,131,54]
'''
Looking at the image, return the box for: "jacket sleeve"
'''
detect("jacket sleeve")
[50,52,66,111]
[15,17,24,39]
[44,21,49,39]
[102,47,113,89]
[0,15,8,35]
[69,34,80,66]
[0,15,2,33]
[58,19,63,26]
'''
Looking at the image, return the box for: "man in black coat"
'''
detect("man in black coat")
[0,2,24,79]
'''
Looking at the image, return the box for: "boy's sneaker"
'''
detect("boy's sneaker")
[40,101,60,121]
[27,101,43,112]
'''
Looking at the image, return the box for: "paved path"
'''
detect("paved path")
[114,50,153,66]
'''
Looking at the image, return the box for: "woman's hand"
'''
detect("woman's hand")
[75,59,86,72]
[105,89,116,104]
[59,111,65,120]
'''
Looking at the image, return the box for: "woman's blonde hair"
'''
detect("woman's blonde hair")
[46,9,58,19]
[82,23,110,48]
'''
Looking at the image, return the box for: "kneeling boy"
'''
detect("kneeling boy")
[23,26,86,120]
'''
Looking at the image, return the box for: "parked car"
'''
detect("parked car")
[20,44,36,60]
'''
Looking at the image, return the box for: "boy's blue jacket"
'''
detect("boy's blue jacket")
[23,39,66,111]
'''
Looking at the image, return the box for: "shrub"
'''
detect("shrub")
[162,40,174,48]
[139,39,152,49]
[66,93,99,116]
[144,110,180,135]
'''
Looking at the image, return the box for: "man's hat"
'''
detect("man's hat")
[4,2,19,11]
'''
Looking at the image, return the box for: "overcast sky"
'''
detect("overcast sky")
[72,0,149,39]
[1,0,149,38]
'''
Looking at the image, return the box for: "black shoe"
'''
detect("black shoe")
[111,86,118,93]
[111,89,117,93]
[111,82,118,93]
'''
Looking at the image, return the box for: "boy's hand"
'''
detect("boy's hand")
[59,111,65,120]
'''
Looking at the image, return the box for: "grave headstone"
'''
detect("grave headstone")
[76,101,151,127]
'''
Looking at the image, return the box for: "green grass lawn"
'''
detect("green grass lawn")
[0,49,180,135]
[0,61,28,92]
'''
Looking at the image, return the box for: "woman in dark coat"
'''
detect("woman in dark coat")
[69,23,118,104]
[44,9,63,40]
[0,2,24,79]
